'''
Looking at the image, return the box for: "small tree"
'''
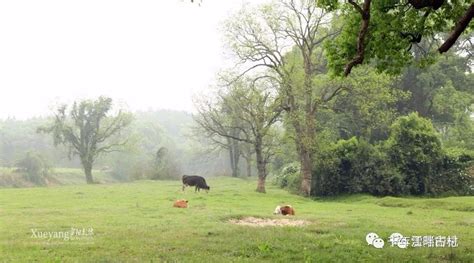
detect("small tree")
[39,97,133,184]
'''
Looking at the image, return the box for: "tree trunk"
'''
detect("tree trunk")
[286,112,315,197]
[83,161,94,184]
[290,114,314,196]
[255,137,266,193]
[232,139,240,177]
[228,141,235,176]
[228,138,239,177]
[295,41,317,196]
[257,175,266,193]
[246,158,252,177]
[299,146,312,196]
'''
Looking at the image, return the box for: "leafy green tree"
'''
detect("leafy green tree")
[311,114,472,197]
[274,162,302,191]
[312,137,396,196]
[322,0,474,76]
[396,50,473,116]
[431,83,474,149]
[391,49,474,149]
[327,66,409,141]
[38,97,133,184]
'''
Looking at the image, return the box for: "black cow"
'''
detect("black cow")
[182,175,210,192]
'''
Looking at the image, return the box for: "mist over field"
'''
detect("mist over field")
[0,110,239,186]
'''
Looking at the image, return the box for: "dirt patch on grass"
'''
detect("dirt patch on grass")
[229,216,309,227]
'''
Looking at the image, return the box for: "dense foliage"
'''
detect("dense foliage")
[323,0,474,75]
[278,113,473,197]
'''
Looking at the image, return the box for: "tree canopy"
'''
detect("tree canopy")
[321,0,473,75]
[38,97,133,184]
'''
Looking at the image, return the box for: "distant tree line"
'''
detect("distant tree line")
[0,105,233,186]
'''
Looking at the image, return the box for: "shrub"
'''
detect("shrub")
[384,113,472,196]
[368,164,406,196]
[274,162,300,189]
[286,169,302,193]
[312,137,397,196]
[15,152,52,185]
[432,148,473,196]
[311,145,340,196]
[385,113,444,195]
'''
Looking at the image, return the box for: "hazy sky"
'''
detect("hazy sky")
[0,0,266,119]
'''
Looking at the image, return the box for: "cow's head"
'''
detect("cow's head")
[273,205,282,215]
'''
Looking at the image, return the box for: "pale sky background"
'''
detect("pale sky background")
[0,0,267,119]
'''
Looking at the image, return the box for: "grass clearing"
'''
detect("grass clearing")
[0,177,472,262]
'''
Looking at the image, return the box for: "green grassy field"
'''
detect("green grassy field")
[0,177,472,262]
[50,168,113,185]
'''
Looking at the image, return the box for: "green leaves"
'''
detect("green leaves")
[313,113,471,196]
[322,66,408,142]
[39,97,133,183]
[386,113,443,195]
[323,0,474,75]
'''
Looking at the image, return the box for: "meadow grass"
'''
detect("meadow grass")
[50,168,111,185]
[0,167,112,188]
[0,177,472,262]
